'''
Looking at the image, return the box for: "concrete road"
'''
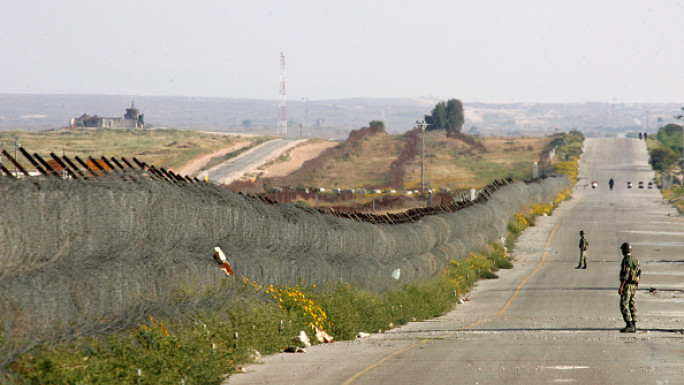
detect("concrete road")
[227,138,684,385]
[207,139,305,185]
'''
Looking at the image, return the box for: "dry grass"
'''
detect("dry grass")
[299,131,551,190]
[0,128,264,172]
[1,128,550,192]
[303,132,404,188]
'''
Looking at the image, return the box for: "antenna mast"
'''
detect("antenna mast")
[277,52,287,136]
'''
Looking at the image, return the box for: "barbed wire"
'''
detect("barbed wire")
[0,167,568,366]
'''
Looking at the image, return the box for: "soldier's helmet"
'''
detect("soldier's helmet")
[580,230,585,235]
[620,242,631,255]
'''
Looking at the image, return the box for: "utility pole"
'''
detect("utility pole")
[676,107,684,170]
[277,52,287,136]
[302,97,309,137]
[416,121,430,196]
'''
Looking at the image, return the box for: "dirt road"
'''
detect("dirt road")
[226,137,684,385]
[177,138,336,182]
[259,140,338,179]
[175,141,252,178]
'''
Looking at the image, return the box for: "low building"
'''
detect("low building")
[71,102,144,129]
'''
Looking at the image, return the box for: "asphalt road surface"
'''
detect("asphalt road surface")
[207,139,305,184]
[227,138,684,385]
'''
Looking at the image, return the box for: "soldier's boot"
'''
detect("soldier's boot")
[582,263,587,269]
[620,321,631,333]
[575,264,582,269]
[628,321,637,333]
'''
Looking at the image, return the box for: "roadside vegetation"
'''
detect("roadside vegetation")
[548,130,584,185]
[548,129,584,162]
[646,117,683,213]
[661,186,684,214]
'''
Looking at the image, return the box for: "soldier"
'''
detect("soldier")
[618,242,641,333]
[576,230,588,269]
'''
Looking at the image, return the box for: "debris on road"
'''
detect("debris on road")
[297,330,311,347]
[213,246,235,277]
[314,326,334,343]
[249,349,262,361]
[283,346,306,353]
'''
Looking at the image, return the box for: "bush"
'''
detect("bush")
[650,147,680,172]
[553,157,579,183]
[662,185,684,214]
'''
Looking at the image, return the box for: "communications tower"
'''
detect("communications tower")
[277,52,287,136]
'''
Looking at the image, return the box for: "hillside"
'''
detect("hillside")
[1,124,552,198]
[246,127,551,193]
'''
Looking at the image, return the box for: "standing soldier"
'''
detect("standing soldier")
[618,242,641,333]
[576,230,588,269]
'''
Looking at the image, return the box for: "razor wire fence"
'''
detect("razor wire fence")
[0,168,568,366]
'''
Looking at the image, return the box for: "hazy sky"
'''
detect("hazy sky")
[2,0,683,103]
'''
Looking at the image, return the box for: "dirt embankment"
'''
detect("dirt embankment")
[230,123,385,192]
[386,128,421,189]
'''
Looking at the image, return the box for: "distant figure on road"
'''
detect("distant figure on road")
[639,132,643,140]
[608,178,614,191]
[644,132,648,140]
[576,230,588,269]
[618,242,641,333]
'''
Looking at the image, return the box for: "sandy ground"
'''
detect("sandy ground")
[259,140,338,178]
[176,141,252,177]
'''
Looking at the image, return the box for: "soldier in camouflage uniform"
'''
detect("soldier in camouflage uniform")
[576,230,588,269]
[618,242,640,333]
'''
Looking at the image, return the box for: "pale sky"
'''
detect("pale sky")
[1,0,683,103]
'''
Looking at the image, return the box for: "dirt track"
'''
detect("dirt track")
[177,138,337,181]
[259,141,339,178]
[176,141,252,177]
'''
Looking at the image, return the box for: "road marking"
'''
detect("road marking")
[619,230,684,235]
[340,340,429,385]
[342,223,561,385]
[494,223,559,319]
